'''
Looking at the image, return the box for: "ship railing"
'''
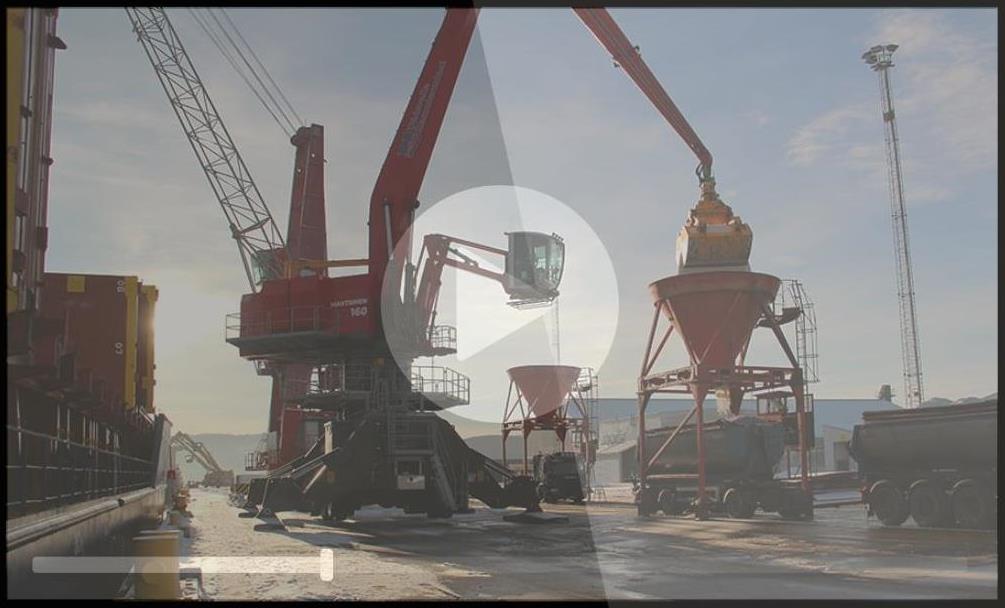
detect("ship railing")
[6,424,155,518]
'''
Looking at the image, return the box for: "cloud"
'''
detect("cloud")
[873,11,997,169]
[786,103,872,167]
[785,10,997,202]
[743,109,771,128]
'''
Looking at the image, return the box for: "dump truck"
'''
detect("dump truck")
[850,399,997,528]
[533,452,586,504]
[636,416,813,520]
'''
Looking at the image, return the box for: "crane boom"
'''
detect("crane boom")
[574,8,713,182]
[172,431,225,473]
[367,8,480,306]
[574,8,752,273]
[125,7,287,290]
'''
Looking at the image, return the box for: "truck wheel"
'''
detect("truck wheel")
[868,480,908,526]
[333,507,352,522]
[779,490,812,521]
[758,489,781,514]
[638,487,658,517]
[723,488,756,519]
[908,480,949,528]
[950,479,991,529]
[657,489,675,516]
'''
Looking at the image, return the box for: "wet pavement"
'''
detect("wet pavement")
[185,488,997,600]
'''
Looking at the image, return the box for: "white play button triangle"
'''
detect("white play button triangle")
[450,247,554,362]
[381,185,619,423]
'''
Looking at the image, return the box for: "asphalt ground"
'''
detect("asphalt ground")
[183,488,996,600]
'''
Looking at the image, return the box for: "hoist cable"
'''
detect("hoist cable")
[185,8,292,137]
[218,8,305,128]
[205,8,299,134]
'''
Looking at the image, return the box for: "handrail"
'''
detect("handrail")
[225,305,345,340]
[7,424,154,515]
[411,365,470,405]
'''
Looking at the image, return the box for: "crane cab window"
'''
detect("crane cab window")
[504,232,565,302]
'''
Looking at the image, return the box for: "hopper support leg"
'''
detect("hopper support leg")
[692,384,710,520]
[502,429,509,470]
[792,375,811,494]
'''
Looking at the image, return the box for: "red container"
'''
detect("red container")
[507,365,581,421]
[36,273,148,412]
[649,271,780,369]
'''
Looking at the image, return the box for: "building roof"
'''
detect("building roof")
[597,440,636,455]
[596,398,900,435]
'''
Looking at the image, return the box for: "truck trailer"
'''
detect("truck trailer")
[849,399,997,528]
[636,416,813,520]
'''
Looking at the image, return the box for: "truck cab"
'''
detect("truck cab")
[532,452,585,504]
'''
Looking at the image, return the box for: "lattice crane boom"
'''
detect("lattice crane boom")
[125,7,287,290]
[172,431,226,474]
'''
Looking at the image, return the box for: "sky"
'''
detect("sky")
[45,8,997,434]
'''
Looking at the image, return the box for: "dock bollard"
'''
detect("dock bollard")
[133,528,182,599]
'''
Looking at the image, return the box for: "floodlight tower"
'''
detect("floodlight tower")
[862,44,925,409]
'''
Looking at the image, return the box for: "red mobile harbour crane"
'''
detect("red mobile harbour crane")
[129,8,565,521]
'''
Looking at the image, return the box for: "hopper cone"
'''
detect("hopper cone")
[507,365,582,421]
[649,271,780,369]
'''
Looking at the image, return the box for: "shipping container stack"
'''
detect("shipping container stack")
[6,8,163,518]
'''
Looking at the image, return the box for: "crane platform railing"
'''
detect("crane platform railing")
[410,366,471,408]
[428,325,457,352]
[225,305,344,340]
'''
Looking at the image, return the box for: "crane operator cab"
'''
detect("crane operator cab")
[503,232,565,305]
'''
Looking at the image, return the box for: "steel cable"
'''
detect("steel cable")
[185,8,292,137]
[205,8,299,134]
[218,8,305,128]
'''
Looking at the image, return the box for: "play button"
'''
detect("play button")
[381,185,618,424]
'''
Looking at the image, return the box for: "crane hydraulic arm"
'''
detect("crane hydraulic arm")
[366,8,479,307]
[412,232,564,343]
[573,8,752,274]
[126,7,288,289]
[574,8,713,183]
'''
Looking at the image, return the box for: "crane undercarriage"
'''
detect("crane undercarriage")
[239,363,542,524]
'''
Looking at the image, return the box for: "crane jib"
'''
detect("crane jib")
[125,7,287,291]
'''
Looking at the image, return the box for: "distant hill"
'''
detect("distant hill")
[922,392,997,408]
